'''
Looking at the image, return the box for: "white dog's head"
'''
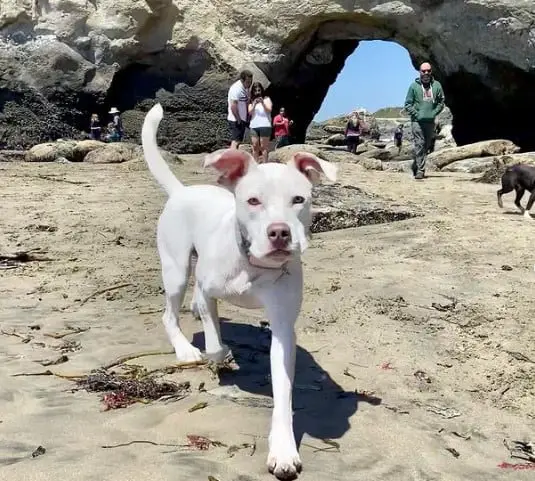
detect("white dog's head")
[204,149,337,268]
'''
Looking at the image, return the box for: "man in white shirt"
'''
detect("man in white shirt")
[227,70,253,149]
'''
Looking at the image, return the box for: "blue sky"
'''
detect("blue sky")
[314,40,417,121]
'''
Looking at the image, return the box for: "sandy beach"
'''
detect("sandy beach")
[1,156,534,480]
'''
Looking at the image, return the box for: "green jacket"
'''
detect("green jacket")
[404,77,445,123]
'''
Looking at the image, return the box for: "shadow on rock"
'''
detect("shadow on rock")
[192,320,381,447]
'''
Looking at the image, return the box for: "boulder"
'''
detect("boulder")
[323,124,345,134]
[326,134,346,146]
[268,144,328,163]
[0,150,26,162]
[475,153,535,184]
[441,157,497,173]
[428,139,520,169]
[84,143,141,164]
[26,141,79,162]
[311,183,419,233]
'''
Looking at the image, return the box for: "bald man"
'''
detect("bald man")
[404,62,445,179]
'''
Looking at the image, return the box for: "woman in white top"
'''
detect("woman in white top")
[248,82,273,163]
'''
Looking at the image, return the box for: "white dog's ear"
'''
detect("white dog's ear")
[288,152,338,185]
[204,149,257,188]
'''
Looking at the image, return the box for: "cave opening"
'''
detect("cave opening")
[262,19,535,152]
[313,40,415,125]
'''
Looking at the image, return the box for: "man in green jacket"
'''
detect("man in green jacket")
[404,62,445,179]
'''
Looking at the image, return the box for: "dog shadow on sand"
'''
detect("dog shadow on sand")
[192,320,382,448]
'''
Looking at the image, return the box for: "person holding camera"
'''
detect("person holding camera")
[248,82,273,163]
[227,70,253,149]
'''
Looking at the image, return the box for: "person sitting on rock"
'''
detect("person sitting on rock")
[108,107,123,141]
[89,113,102,141]
[273,107,293,149]
[105,122,121,143]
[344,112,362,154]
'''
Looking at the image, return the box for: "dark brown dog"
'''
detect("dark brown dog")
[497,164,535,219]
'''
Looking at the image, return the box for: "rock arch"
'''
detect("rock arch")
[259,12,535,151]
[0,1,533,152]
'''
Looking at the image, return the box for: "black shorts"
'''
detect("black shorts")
[250,126,272,138]
[228,121,246,142]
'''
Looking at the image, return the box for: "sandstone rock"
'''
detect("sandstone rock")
[0,150,26,162]
[311,183,418,233]
[475,153,535,184]
[74,140,108,159]
[22,139,180,164]
[429,139,520,170]
[0,2,534,153]
[84,143,141,164]
[323,124,345,134]
[441,158,497,174]
[268,144,327,163]
[326,133,346,146]
[382,161,413,173]
[358,157,383,171]
[26,141,79,162]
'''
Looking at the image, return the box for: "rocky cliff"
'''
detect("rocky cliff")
[0,1,534,152]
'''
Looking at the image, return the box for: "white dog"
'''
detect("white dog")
[141,103,337,480]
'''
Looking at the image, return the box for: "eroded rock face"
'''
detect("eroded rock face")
[0,1,534,152]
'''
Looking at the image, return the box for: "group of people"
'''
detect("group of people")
[227,70,294,162]
[89,107,124,143]
[341,62,444,181]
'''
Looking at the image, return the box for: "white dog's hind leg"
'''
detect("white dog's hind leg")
[193,283,230,362]
[161,254,203,363]
[190,284,201,320]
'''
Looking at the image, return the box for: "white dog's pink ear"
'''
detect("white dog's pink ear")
[203,149,256,187]
[289,152,338,184]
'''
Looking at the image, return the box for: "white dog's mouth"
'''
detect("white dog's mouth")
[266,248,292,260]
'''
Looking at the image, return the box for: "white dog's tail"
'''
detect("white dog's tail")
[141,103,182,195]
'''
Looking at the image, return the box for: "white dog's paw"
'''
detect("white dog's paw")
[173,339,203,363]
[205,343,231,363]
[524,210,533,220]
[267,449,302,480]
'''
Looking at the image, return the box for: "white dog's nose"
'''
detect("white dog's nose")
[267,222,292,249]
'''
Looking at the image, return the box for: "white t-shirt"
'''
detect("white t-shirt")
[227,80,248,122]
[249,99,272,129]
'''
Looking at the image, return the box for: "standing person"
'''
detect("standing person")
[394,123,404,155]
[108,107,124,141]
[227,69,253,149]
[89,113,101,141]
[272,107,293,149]
[344,111,362,154]
[248,82,273,163]
[404,62,445,179]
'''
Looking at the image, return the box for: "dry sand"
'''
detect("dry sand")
[1,156,534,480]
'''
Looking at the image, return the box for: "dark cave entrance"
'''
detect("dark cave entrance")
[261,20,535,152]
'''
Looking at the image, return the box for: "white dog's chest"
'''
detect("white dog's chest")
[200,265,288,310]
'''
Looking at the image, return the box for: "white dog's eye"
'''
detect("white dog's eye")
[292,196,305,204]
[247,197,261,206]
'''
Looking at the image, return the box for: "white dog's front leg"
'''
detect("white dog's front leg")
[262,277,303,479]
[193,283,230,362]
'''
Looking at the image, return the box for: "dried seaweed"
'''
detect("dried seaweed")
[76,368,191,410]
